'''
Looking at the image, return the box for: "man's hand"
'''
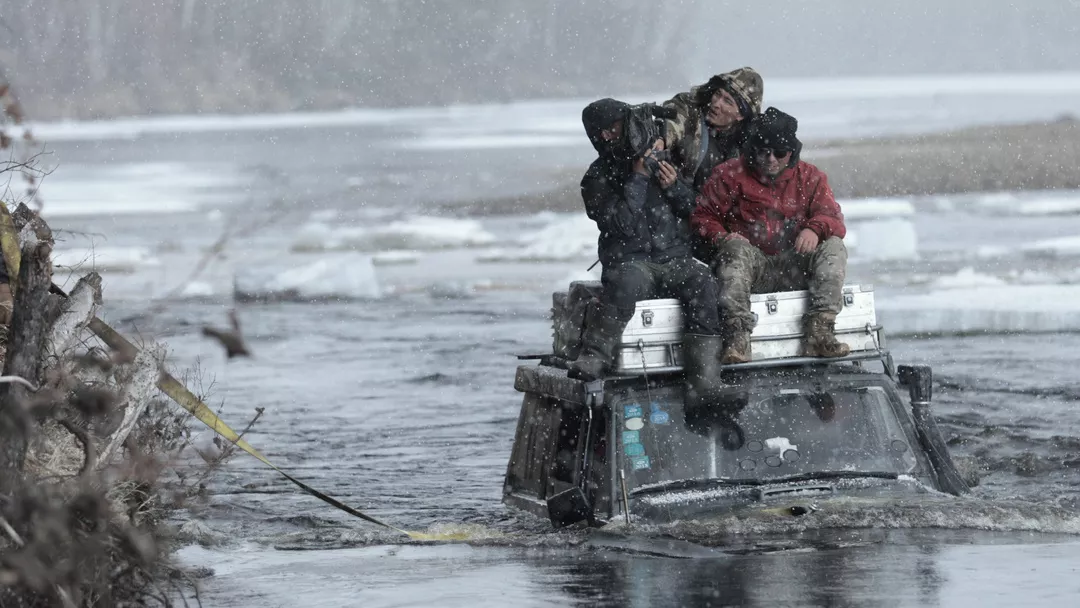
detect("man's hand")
[722,233,750,243]
[657,161,678,189]
[632,138,666,177]
[795,228,820,254]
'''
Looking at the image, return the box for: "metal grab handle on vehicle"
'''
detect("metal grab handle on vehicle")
[866,322,882,353]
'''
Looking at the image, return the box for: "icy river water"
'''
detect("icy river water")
[30,73,1080,606]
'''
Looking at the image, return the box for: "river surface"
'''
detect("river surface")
[26,73,1080,606]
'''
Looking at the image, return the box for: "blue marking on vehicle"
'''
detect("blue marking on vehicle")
[624,404,643,419]
[624,443,645,456]
[622,430,641,445]
[630,455,651,470]
[648,402,670,424]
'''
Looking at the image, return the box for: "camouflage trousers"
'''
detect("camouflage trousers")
[711,237,848,329]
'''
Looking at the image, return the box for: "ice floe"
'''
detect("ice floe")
[41,162,243,217]
[928,267,1007,289]
[840,198,915,220]
[1021,235,1080,256]
[963,191,1080,216]
[234,254,381,302]
[479,214,597,263]
[179,281,215,298]
[52,246,161,274]
[291,217,496,252]
[879,284,1080,335]
[372,251,422,266]
[847,218,918,261]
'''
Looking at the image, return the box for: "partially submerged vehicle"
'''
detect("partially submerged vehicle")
[504,283,968,528]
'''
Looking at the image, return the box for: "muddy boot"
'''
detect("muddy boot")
[683,334,725,410]
[803,312,851,358]
[567,305,625,381]
[720,319,752,365]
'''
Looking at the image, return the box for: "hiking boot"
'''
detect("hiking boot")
[567,305,625,381]
[683,333,725,410]
[803,312,851,358]
[720,320,752,365]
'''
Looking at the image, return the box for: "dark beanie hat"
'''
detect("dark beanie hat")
[747,107,800,150]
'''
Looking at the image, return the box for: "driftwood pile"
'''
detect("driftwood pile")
[0,203,185,606]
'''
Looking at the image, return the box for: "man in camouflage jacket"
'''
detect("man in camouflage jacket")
[663,67,764,193]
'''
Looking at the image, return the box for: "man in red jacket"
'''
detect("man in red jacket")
[691,107,849,364]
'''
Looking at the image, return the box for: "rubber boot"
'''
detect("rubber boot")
[720,319,752,365]
[803,312,851,358]
[683,334,726,411]
[567,305,625,381]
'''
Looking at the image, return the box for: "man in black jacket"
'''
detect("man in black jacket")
[570,98,724,409]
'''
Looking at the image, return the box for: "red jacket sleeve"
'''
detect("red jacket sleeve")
[692,171,734,244]
[803,171,846,240]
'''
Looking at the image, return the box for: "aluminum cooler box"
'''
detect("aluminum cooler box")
[614,284,881,374]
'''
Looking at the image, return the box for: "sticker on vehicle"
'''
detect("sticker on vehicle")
[624,443,645,457]
[630,455,651,470]
[623,404,643,419]
[622,430,641,445]
[625,417,644,431]
[648,402,670,424]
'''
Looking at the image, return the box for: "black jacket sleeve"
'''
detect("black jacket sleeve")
[580,165,647,238]
[662,177,697,218]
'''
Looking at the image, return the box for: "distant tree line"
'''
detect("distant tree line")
[1,0,701,120]
[2,0,1076,121]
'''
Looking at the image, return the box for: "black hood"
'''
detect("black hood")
[582,98,630,154]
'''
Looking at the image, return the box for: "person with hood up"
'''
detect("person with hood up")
[691,107,849,364]
[662,67,764,194]
[571,98,725,411]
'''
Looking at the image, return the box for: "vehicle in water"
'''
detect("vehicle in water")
[503,282,968,529]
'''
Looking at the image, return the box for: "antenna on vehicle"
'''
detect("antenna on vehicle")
[619,469,631,525]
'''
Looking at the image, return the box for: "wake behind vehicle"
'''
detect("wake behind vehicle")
[504,282,968,529]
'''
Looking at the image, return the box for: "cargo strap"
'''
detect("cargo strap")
[83,316,418,538]
[52,287,439,539]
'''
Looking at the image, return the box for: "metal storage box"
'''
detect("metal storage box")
[614,285,881,374]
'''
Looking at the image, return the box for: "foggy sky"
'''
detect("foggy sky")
[686,1,1080,79]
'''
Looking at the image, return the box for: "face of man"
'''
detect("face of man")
[600,120,624,143]
[706,89,744,130]
[751,147,792,180]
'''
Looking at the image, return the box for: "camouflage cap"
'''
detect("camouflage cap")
[696,67,764,118]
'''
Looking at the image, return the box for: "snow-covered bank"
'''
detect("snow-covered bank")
[29,72,1080,144]
[41,162,244,217]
